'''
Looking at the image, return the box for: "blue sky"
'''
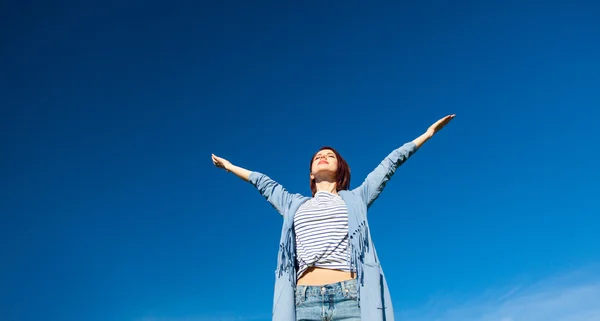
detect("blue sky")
[1,1,599,320]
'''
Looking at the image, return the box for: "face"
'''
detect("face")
[310,149,339,180]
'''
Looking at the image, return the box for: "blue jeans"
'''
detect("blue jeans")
[295,279,361,321]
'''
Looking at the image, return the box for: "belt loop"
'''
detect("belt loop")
[300,285,307,302]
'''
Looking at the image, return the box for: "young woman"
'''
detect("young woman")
[212,114,455,321]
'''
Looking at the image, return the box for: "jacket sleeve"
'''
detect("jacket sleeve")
[249,171,300,216]
[353,142,419,208]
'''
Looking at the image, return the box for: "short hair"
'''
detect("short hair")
[309,146,351,196]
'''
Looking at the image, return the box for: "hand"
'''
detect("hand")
[426,114,455,137]
[212,154,232,172]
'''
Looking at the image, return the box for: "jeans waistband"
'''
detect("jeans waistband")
[296,278,357,298]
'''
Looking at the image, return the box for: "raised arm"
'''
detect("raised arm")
[354,114,455,207]
[212,154,251,181]
[212,154,298,216]
[353,142,418,207]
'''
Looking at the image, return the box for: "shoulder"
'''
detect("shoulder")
[339,189,363,202]
[286,192,311,208]
[339,189,369,214]
[292,193,311,200]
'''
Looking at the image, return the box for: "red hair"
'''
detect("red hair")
[309,146,351,196]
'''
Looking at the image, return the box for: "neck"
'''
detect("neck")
[314,181,338,194]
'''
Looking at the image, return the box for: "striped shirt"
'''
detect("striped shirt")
[294,191,351,278]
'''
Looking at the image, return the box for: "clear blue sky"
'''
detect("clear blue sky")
[2,1,599,321]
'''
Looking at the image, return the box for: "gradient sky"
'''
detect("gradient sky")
[2,1,599,321]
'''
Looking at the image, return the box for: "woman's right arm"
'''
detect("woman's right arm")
[212,154,297,216]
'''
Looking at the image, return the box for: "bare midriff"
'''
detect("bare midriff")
[296,267,356,286]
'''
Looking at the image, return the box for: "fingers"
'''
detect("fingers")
[430,114,455,134]
[211,154,221,167]
[212,154,227,171]
[438,115,455,130]
[441,114,455,125]
[442,114,455,122]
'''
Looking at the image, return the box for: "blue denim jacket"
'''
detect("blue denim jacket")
[249,142,418,321]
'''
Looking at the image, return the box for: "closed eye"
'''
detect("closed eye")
[315,153,335,160]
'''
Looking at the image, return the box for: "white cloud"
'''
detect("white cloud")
[397,265,600,321]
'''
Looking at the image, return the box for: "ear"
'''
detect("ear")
[310,173,314,180]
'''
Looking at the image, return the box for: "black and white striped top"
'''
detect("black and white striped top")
[294,191,351,278]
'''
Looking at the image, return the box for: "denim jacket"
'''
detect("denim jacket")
[249,142,418,321]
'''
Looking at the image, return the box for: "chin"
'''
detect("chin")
[314,170,336,179]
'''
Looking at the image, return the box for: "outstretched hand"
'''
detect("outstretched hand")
[212,154,232,172]
[211,154,251,181]
[426,114,455,137]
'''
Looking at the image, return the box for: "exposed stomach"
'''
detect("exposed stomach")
[297,267,356,286]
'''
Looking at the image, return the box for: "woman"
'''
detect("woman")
[212,114,455,321]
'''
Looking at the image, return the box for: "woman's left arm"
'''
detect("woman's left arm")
[354,114,455,207]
